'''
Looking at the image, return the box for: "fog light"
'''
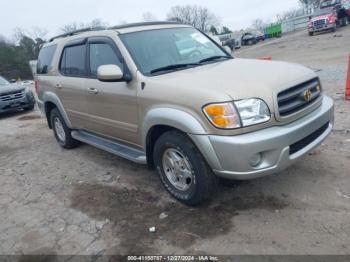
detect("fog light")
[249,153,263,167]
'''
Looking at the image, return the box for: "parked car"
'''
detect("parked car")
[20,80,34,86]
[255,31,265,41]
[0,76,35,114]
[222,38,236,51]
[36,22,334,205]
[241,33,257,46]
[235,39,241,49]
[308,7,338,35]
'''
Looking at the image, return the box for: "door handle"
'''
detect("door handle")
[55,84,62,89]
[87,88,99,95]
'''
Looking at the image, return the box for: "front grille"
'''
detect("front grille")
[314,19,326,28]
[289,122,329,155]
[277,78,321,117]
[0,89,25,102]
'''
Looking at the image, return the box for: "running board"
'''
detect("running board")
[71,130,147,164]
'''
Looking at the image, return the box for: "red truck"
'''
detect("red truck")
[308,0,350,36]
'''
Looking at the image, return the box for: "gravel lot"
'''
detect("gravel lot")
[0,27,350,257]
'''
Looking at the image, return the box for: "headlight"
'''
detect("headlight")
[203,99,270,129]
[203,102,241,129]
[234,99,270,127]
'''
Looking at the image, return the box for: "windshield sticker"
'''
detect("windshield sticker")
[191,33,210,44]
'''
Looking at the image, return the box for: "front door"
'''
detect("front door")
[84,37,139,145]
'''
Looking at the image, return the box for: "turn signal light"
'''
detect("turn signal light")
[203,103,240,129]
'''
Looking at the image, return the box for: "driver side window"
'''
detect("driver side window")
[89,43,123,78]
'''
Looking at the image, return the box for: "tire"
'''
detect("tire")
[50,108,79,149]
[309,32,314,36]
[153,130,217,206]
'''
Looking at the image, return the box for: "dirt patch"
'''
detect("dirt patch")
[17,115,41,121]
[70,183,288,254]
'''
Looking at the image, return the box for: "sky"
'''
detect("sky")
[0,0,300,39]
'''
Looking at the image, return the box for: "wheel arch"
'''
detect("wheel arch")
[42,92,72,129]
[142,108,221,170]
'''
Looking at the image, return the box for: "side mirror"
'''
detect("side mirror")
[97,64,123,82]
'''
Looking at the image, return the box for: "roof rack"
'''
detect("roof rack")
[49,22,183,42]
[49,26,106,42]
[109,21,182,30]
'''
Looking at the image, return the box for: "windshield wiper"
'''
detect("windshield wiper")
[150,63,200,74]
[199,55,232,64]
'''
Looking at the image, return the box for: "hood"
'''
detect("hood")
[148,58,317,112]
[311,14,333,22]
[0,83,25,95]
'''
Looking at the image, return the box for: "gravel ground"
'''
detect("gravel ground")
[0,26,350,257]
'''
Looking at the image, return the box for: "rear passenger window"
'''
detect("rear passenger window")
[89,43,123,77]
[37,45,57,74]
[60,44,86,77]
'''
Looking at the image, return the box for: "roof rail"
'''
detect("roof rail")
[49,26,106,42]
[109,21,182,30]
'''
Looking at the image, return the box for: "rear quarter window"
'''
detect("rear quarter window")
[37,45,57,74]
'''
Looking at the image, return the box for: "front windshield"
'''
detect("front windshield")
[120,27,229,75]
[0,76,9,86]
[313,7,334,16]
[320,0,338,8]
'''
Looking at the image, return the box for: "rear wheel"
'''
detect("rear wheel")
[50,108,79,149]
[309,32,314,36]
[153,131,216,206]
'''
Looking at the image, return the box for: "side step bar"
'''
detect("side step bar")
[71,130,147,164]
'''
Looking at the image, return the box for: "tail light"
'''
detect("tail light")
[34,80,39,94]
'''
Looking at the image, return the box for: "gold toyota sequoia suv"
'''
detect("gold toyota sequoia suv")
[36,22,334,205]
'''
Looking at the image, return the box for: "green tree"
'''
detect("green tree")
[209,25,219,35]
[221,26,232,34]
[0,33,45,79]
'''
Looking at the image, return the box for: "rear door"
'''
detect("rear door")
[57,39,89,129]
[84,37,139,144]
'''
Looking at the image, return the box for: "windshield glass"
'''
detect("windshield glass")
[120,27,229,75]
[320,0,338,8]
[313,7,335,16]
[0,76,9,86]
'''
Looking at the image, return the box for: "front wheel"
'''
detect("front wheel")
[153,131,216,206]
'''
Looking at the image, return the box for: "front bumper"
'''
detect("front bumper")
[191,96,334,180]
[0,91,36,113]
[309,23,336,33]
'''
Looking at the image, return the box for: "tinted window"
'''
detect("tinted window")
[60,44,86,77]
[89,43,123,77]
[37,45,57,74]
